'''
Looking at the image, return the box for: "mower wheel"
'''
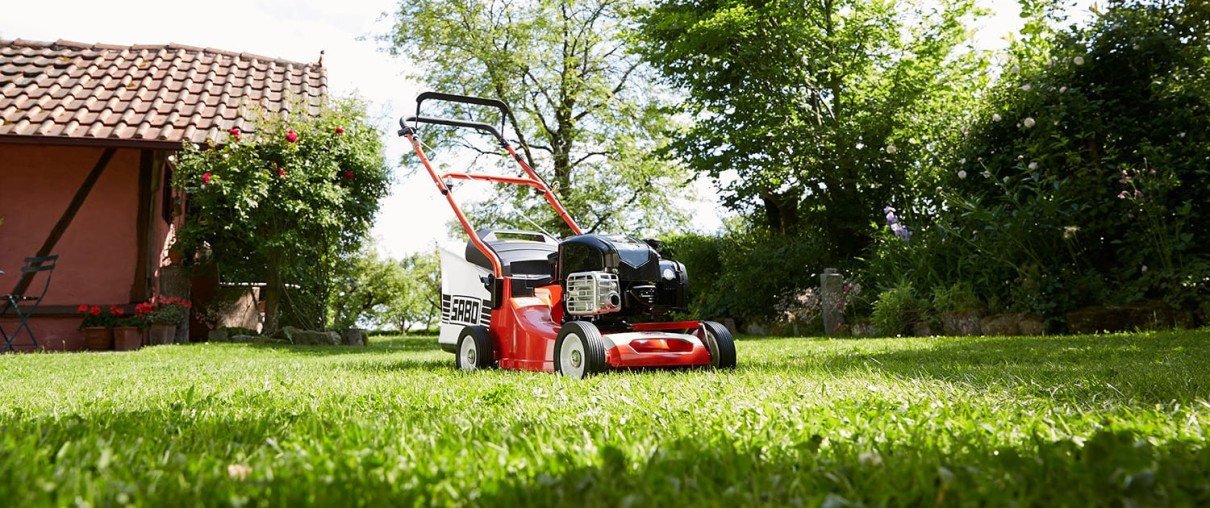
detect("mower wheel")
[554,321,607,379]
[456,326,494,371]
[702,321,737,370]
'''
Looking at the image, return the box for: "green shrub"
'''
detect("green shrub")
[871,283,924,336]
[932,282,982,314]
[858,1,1210,324]
[662,226,825,326]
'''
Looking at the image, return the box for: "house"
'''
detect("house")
[0,39,325,351]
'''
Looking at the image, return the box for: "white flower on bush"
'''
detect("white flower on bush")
[1021,84,1032,92]
[1023,117,1036,128]
[959,158,966,164]
[992,113,1002,122]
[1028,162,1038,170]
[982,170,992,178]
[958,170,967,179]
[1059,86,1068,93]
[1073,56,1085,65]
[859,450,883,467]
[1011,65,1020,74]
[886,145,898,154]
[856,142,865,149]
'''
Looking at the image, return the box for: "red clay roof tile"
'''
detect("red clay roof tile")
[0,38,326,145]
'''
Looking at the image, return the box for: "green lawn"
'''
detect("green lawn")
[1,331,1208,506]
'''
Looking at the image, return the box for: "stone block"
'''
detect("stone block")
[941,311,983,336]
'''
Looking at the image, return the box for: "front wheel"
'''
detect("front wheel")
[554,321,608,379]
[702,321,737,370]
[456,326,494,371]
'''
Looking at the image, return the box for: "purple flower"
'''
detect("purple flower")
[890,223,912,242]
[1134,189,1142,198]
[883,206,899,226]
[1118,190,1130,199]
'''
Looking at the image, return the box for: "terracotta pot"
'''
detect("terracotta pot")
[113,327,143,351]
[148,323,176,345]
[83,327,113,351]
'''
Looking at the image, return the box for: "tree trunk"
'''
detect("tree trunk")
[263,257,283,336]
[761,189,801,235]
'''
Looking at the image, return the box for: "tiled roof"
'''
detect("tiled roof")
[0,39,326,145]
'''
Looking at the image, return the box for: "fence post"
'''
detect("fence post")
[821,268,843,336]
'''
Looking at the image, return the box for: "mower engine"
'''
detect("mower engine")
[557,234,688,319]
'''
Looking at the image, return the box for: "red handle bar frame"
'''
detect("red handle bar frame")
[400,106,582,277]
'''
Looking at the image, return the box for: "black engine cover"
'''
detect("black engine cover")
[557,234,687,317]
[558,234,659,281]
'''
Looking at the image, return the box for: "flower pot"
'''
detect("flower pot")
[113,326,143,351]
[83,327,113,351]
[148,323,176,345]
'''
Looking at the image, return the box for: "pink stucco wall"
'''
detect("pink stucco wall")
[1,144,168,351]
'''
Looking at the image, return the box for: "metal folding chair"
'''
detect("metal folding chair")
[1,255,58,352]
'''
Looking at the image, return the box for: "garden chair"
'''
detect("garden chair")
[1,255,58,352]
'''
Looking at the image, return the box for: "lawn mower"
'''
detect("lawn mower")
[398,92,736,378]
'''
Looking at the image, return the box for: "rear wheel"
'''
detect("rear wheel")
[456,326,494,371]
[702,321,737,370]
[554,321,608,379]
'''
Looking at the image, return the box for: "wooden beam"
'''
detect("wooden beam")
[130,149,154,301]
[9,147,116,297]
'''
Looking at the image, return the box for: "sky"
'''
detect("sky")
[2,0,1095,258]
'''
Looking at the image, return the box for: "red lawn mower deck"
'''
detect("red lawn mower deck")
[398,92,736,378]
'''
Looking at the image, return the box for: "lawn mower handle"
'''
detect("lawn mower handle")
[399,115,505,145]
[416,92,512,121]
[415,92,520,141]
[399,92,586,278]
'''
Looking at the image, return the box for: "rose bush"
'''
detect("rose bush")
[172,98,390,332]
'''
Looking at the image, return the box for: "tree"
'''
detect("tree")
[382,0,688,235]
[328,248,442,333]
[386,251,442,332]
[173,99,391,333]
[636,0,986,264]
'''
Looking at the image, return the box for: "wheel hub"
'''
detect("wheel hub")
[571,350,582,368]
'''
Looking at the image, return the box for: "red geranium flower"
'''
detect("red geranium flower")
[277,168,287,177]
[343,170,354,180]
[286,130,299,143]
[202,172,212,185]
[89,306,101,316]
[110,306,124,317]
[77,304,90,313]
[136,302,155,317]
[229,128,241,141]
[335,126,345,135]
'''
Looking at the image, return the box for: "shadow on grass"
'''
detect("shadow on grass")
[473,432,1210,507]
[808,331,1210,405]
